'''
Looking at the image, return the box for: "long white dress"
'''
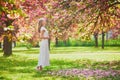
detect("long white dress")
[37,26,50,67]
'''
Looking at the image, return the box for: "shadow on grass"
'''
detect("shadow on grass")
[0,55,120,79]
[12,48,77,54]
[100,75,120,80]
[13,49,39,54]
[0,76,11,80]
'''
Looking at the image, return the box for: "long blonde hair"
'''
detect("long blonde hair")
[38,18,45,33]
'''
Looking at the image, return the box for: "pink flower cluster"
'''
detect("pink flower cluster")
[48,69,120,78]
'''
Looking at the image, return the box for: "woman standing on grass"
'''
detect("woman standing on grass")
[36,18,50,71]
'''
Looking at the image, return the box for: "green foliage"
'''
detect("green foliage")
[8,25,14,30]
[16,42,33,49]
[54,39,120,47]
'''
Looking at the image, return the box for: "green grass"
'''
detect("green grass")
[16,39,120,47]
[51,47,120,53]
[0,47,120,80]
[12,46,120,54]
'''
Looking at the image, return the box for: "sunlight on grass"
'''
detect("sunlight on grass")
[11,46,120,54]
[51,53,120,61]
[0,47,120,80]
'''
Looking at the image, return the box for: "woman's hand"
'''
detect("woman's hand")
[49,34,51,38]
[43,36,49,39]
[40,36,49,39]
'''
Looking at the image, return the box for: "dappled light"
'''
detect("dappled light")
[0,0,120,79]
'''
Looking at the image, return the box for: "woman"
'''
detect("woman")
[36,18,50,71]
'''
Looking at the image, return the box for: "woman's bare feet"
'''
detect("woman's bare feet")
[36,66,42,71]
[39,66,42,70]
[36,66,40,71]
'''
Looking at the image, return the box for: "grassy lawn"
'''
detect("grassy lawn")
[0,47,120,80]
[12,46,120,54]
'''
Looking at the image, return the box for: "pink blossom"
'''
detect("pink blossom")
[48,69,119,78]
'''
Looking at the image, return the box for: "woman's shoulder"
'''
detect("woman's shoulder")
[41,26,46,31]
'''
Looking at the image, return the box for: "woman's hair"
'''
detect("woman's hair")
[38,18,45,33]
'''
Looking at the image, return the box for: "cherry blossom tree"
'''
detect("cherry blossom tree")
[47,0,120,48]
[0,0,49,56]
[0,0,22,56]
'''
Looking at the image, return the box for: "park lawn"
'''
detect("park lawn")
[12,46,120,54]
[0,47,120,80]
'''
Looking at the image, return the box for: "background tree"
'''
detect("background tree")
[0,0,49,56]
[0,0,22,56]
[47,0,120,48]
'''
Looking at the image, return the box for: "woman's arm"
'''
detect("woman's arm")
[40,30,49,39]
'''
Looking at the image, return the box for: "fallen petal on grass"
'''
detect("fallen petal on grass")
[48,69,120,78]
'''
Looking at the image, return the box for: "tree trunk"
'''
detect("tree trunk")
[94,33,98,47]
[102,32,105,49]
[67,38,70,46]
[48,39,50,50]
[64,40,67,46]
[3,36,12,56]
[3,16,14,56]
[55,37,58,46]
[0,42,1,48]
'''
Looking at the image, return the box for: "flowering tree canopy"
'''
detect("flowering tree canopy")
[46,0,120,41]
[0,0,120,55]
